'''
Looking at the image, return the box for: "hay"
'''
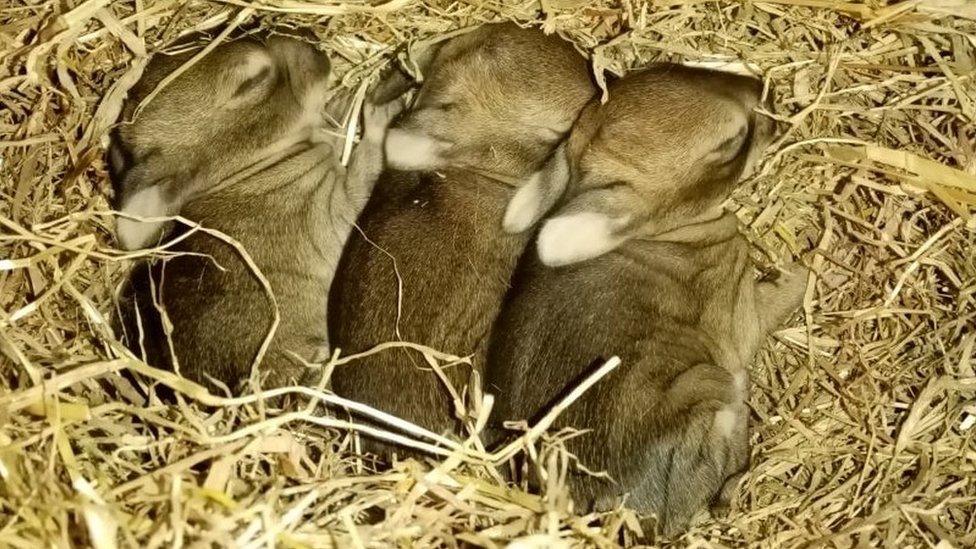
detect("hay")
[1,0,975,547]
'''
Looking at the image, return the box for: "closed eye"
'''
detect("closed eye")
[591,180,631,193]
[716,125,748,153]
[710,123,751,165]
[233,65,272,98]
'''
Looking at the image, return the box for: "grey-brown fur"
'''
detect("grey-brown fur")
[485,65,807,534]
[328,23,596,441]
[112,34,396,391]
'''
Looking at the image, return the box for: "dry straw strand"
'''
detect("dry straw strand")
[1,0,975,547]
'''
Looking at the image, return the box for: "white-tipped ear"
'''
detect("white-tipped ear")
[503,177,546,233]
[116,185,174,250]
[502,145,570,234]
[536,212,626,267]
[384,128,447,170]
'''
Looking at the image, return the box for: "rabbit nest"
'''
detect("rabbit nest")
[1,0,975,547]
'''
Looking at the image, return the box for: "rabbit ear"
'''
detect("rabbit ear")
[535,185,648,267]
[536,211,627,267]
[502,144,570,234]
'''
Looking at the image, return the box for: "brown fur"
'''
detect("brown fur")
[485,65,807,534]
[328,23,596,442]
[113,34,396,391]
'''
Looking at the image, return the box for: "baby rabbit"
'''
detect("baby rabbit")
[112,33,395,391]
[486,65,807,534]
[328,23,595,441]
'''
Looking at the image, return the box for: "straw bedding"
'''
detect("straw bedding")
[1,0,974,547]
